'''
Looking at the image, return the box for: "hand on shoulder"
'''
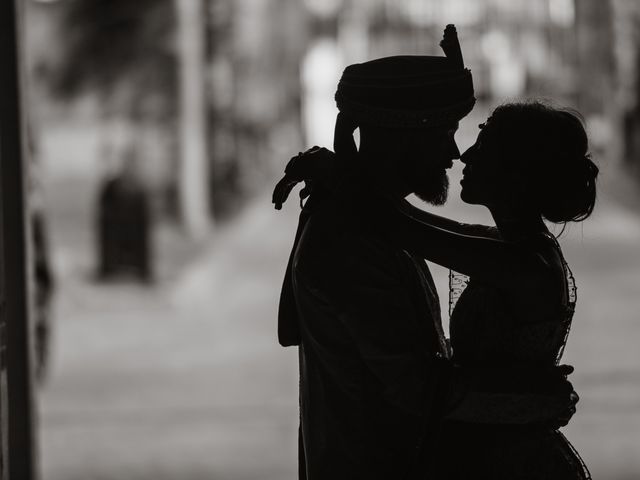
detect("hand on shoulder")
[272,146,338,210]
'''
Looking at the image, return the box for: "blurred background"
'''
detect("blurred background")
[13,0,640,478]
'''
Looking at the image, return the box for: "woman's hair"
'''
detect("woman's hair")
[488,100,598,223]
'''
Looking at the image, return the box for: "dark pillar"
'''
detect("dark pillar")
[0,0,38,479]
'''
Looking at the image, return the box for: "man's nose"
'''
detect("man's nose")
[459,146,473,165]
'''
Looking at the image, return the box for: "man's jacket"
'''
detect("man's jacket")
[278,181,450,480]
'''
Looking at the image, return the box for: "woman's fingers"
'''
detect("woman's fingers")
[285,147,334,181]
[272,176,297,210]
[274,146,334,209]
[284,154,305,180]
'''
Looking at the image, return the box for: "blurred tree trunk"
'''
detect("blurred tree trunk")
[176,0,211,238]
[611,0,640,174]
[576,0,614,115]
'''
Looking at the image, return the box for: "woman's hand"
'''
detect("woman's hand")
[272,146,338,210]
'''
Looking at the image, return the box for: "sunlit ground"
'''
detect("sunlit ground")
[37,106,640,479]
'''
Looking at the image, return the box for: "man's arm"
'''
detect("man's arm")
[444,365,579,427]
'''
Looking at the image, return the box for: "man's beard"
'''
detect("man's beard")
[413,169,449,206]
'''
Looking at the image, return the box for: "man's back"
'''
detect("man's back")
[291,184,448,479]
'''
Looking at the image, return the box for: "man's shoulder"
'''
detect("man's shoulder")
[299,192,396,260]
[293,198,407,291]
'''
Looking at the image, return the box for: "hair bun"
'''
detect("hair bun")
[541,152,598,223]
[580,154,599,183]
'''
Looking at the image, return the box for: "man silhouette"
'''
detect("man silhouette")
[275,25,575,480]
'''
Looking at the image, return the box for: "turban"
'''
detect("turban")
[335,25,475,129]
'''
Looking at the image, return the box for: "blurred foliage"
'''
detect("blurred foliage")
[50,0,176,107]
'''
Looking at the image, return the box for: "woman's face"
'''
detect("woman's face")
[459,119,517,208]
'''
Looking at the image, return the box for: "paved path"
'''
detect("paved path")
[39,199,301,480]
[39,165,640,479]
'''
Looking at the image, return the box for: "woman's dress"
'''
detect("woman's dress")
[433,232,591,479]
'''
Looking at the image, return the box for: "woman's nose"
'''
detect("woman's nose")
[459,146,474,165]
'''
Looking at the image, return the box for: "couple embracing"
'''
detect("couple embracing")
[274,25,595,480]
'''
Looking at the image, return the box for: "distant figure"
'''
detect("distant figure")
[27,131,56,385]
[96,151,153,283]
[274,25,582,480]
[32,206,55,384]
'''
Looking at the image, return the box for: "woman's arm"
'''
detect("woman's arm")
[388,205,551,291]
[397,199,500,239]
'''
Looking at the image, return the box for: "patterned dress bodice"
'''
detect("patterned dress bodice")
[449,280,572,367]
[448,233,575,368]
[435,234,591,480]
